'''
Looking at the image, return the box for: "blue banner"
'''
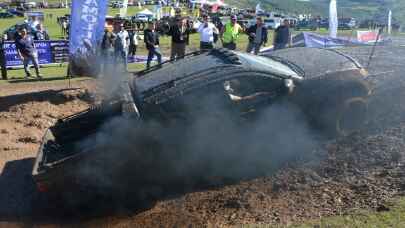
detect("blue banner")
[69,0,109,55]
[291,32,367,48]
[3,40,69,67]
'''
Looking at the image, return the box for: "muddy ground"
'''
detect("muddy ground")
[1,47,405,227]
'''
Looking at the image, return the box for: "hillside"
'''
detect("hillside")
[227,0,404,27]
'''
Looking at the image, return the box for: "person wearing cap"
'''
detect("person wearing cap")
[246,17,268,55]
[15,28,42,79]
[144,21,162,69]
[169,17,190,60]
[197,14,219,51]
[220,15,243,50]
[114,23,130,70]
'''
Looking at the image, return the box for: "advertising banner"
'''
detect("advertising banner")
[3,40,69,67]
[357,30,380,43]
[69,0,109,76]
[69,0,108,55]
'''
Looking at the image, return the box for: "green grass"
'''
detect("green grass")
[233,197,405,228]
[295,198,405,228]
[0,6,151,39]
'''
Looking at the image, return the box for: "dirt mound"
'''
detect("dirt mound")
[0,80,96,224]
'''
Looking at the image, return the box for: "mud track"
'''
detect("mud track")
[1,57,405,227]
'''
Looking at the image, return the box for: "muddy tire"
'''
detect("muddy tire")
[335,97,368,136]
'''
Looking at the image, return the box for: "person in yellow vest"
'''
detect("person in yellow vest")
[220,15,244,50]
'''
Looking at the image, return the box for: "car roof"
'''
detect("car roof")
[133,50,302,99]
[262,47,363,79]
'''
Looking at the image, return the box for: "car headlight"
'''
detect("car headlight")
[284,78,294,88]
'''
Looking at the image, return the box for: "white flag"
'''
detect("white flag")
[388,10,392,35]
[255,3,262,15]
[329,0,338,38]
[120,0,129,17]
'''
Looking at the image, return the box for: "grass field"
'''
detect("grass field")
[0,5,257,83]
[296,198,405,228]
[0,5,403,83]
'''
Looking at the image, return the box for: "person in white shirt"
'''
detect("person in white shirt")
[197,14,219,51]
[129,29,140,59]
[114,23,130,70]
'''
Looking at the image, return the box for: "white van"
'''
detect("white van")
[264,18,281,29]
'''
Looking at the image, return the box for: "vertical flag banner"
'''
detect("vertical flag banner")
[329,0,338,38]
[388,10,392,35]
[120,0,129,17]
[69,0,108,76]
[255,3,262,15]
[69,0,108,55]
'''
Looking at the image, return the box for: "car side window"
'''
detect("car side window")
[223,75,284,103]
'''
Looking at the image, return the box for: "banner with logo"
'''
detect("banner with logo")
[3,40,69,67]
[69,0,108,55]
[69,0,108,76]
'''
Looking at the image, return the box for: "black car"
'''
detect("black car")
[0,12,14,18]
[7,8,24,17]
[295,20,318,31]
[32,48,370,201]
[339,18,356,30]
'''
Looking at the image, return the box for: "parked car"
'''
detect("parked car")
[7,8,24,17]
[339,18,356,30]
[144,0,157,5]
[0,12,14,18]
[264,18,281,29]
[111,1,124,8]
[132,14,150,22]
[3,23,35,40]
[32,48,371,203]
[23,2,37,9]
[295,20,318,31]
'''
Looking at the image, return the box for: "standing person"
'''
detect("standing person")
[15,28,42,79]
[197,14,219,51]
[273,19,291,50]
[128,29,140,59]
[61,20,67,38]
[220,15,243,50]
[114,23,130,70]
[100,28,116,75]
[34,24,50,40]
[169,17,190,60]
[144,21,162,69]
[246,17,268,55]
[0,36,7,80]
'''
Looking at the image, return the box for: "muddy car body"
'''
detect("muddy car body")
[32,48,370,198]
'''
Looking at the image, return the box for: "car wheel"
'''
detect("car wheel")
[335,97,368,137]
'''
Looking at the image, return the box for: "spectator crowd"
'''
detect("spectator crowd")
[2,9,292,79]
[99,14,291,71]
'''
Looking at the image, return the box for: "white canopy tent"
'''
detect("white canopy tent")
[136,9,154,16]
